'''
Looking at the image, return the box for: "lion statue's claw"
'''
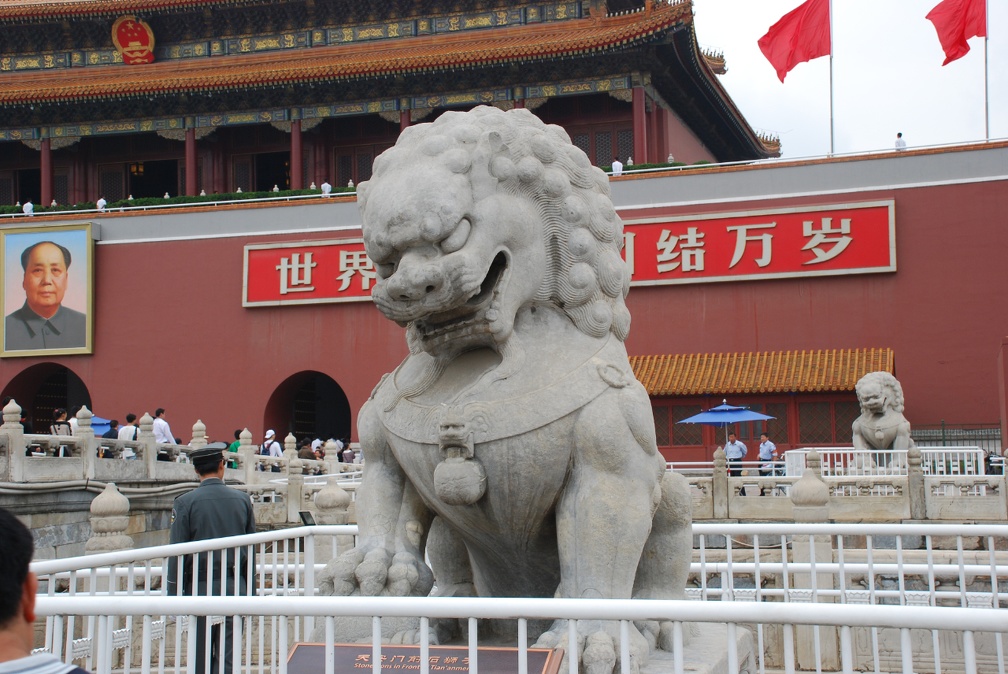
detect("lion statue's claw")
[535,619,647,674]
[318,545,432,598]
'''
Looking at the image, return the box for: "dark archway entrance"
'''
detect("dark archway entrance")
[1,363,91,433]
[263,371,351,445]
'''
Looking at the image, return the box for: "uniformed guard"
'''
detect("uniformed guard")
[167,442,256,674]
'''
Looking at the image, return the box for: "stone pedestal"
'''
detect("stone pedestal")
[641,624,755,674]
[86,482,133,553]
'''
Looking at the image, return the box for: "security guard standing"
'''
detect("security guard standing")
[167,442,256,674]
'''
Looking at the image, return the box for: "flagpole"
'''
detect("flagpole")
[984,0,990,140]
[829,0,835,155]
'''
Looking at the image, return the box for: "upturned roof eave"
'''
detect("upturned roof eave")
[0,2,691,106]
[0,0,269,23]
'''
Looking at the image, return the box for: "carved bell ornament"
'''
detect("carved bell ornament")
[434,452,487,505]
[434,407,487,505]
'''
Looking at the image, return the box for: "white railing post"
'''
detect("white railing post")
[138,413,157,477]
[78,406,97,479]
[1,398,27,481]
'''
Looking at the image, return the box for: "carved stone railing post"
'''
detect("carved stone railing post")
[77,406,97,479]
[790,450,838,669]
[238,428,256,484]
[138,413,158,477]
[284,432,302,523]
[189,420,208,450]
[712,446,728,519]
[85,481,132,658]
[2,399,26,482]
[907,444,926,520]
[86,483,133,553]
[323,439,341,475]
[314,481,352,565]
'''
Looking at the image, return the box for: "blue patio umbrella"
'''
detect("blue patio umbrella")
[90,415,112,436]
[677,400,775,445]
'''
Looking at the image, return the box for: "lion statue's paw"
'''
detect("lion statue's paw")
[636,619,699,652]
[318,545,433,597]
[534,619,648,674]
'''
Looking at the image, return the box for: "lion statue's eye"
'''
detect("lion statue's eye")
[440,218,471,254]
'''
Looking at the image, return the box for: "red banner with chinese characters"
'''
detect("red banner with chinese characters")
[621,200,895,286]
[244,238,375,306]
[243,201,895,306]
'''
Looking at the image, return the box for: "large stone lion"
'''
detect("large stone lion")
[851,371,914,451]
[318,107,692,673]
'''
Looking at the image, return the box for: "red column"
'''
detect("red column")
[514,99,525,109]
[73,154,85,205]
[290,120,303,190]
[185,128,197,196]
[657,107,671,162]
[647,99,660,164]
[399,110,411,132]
[40,137,52,206]
[632,86,647,165]
[999,337,1008,456]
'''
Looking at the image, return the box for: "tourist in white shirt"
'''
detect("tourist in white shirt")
[724,432,747,477]
[758,432,778,476]
[153,407,174,444]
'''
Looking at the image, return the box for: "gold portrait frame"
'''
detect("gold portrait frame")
[1,223,94,357]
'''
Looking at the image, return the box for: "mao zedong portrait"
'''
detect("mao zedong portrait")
[4,241,86,351]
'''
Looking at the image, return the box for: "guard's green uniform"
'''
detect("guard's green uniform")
[167,477,256,674]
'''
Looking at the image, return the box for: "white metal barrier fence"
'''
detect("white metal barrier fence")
[30,523,1008,674]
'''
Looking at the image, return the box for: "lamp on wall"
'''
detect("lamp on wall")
[129,162,144,176]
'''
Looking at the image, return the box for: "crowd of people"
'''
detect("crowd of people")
[12,402,359,469]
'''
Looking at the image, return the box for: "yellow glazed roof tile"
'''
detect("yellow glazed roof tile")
[629,348,894,396]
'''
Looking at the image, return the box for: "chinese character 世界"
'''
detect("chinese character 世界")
[337,250,377,292]
[726,223,774,269]
[275,252,316,294]
[656,227,705,273]
[802,217,852,264]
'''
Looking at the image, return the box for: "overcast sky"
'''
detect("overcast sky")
[690,0,1007,158]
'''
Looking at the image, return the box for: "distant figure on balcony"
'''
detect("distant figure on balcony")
[0,507,93,674]
[167,445,256,674]
[320,180,332,196]
[895,132,906,151]
[611,158,623,176]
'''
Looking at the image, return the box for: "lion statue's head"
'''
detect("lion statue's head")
[855,371,905,415]
[357,106,630,358]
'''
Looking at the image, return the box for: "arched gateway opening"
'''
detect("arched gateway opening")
[1,364,91,433]
[263,371,351,445]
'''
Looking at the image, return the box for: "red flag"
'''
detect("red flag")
[926,0,987,65]
[758,0,831,82]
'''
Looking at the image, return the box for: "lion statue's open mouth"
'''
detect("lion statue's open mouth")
[411,251,508,351]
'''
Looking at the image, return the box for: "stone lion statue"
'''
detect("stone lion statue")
[851,371,914,451]
[317,106,692,672]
